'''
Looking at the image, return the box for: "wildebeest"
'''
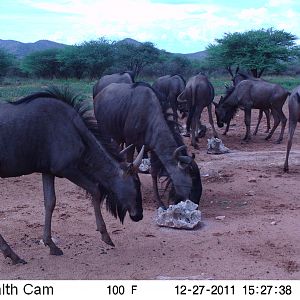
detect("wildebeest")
[152,74,186,121]
[284,86,300,172]
[177,74,218,148]
[0,88,143,265]
[148,94,201,208]
[214,79,289,143]
[94,82,197,207]
[93,71,135,98]
[227,68,272,135]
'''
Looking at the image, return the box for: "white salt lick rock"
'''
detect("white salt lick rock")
[155,200,202,229]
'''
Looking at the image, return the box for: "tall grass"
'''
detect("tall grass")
[0,77,94,102]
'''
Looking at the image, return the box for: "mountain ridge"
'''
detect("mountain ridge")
[0,38,206,60]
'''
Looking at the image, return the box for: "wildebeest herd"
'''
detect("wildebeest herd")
[0,69,298,265]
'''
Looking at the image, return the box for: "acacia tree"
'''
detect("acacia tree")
[114,41,161,77]
[206,28,300,77]
[79,38,114,79]
[22,48,62,78]
[56,45,86,79]
[0,48,15,77]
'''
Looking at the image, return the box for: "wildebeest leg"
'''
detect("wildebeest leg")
[243,109,252,141]
[265,109,281,141]
[0,234,27,264]
[191,107,202,149]
[242,109,252,142]
[42,174,63,255]
[265,109,271,133]
[186,102,196,136]
[169,95,178,122]
[253,109,263,135]
[283,119,297,172]
[151,174,166,209]
[207,103,218,137]
[275,109,287,144]
[62,167,114,247]
[91,197,115,247]
[223,121,230,135]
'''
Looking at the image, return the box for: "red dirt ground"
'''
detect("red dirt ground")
[1,103,299,280]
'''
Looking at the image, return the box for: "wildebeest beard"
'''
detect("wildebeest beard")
[101,174,142,224]
[223,105,238,124]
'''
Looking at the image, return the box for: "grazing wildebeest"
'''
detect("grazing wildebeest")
[149,94,202,208]
[0,89,143,265]
[214,79,289,143]
[152,74,186,121]
[177,74,218,148]
[284,86,300,172]
[94,82,196,207]
[227,68,272,136]
[93,71,135,98]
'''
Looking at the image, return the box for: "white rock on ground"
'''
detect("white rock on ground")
[155,200,201,229]
[207,137,230,155]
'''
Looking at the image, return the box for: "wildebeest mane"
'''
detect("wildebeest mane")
[12,86,103,140]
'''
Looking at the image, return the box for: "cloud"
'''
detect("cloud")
[4,0,300,53]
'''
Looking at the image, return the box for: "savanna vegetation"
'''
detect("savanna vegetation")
[1,27,300,100]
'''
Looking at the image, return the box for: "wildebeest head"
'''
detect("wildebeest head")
[104,144,144,223]
[214,86,237,128]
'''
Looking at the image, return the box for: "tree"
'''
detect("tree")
[79,38,115,79]
[22,49,62,78]
[0,48,15,77]
[57,45,88,79]
[206,28,300,77]
[114,42,161,77]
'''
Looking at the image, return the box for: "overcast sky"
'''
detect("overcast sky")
[0,0,299,54]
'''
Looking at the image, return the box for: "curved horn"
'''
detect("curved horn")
[177,91,186,103]
[119,144,134,156]
[213,101,218,106]
[173,145,187,160]
[132,145,145,169]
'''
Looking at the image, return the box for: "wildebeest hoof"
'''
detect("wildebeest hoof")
[50,247,63,256]
[275,139,282,144]
[12,258,27,265]
[102,234,115,247]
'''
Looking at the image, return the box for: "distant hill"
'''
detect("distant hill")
[0,38,206,61]
[177,50,207,61]
[0,39,67,58]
